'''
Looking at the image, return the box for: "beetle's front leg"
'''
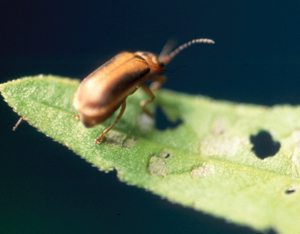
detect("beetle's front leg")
[95,101,127,144]
[140,84,155,117]
[148,75,166,91]
[140,75,166,116]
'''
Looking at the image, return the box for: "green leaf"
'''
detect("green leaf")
[1,75,300,234]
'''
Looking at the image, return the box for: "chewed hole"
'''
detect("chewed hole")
[155,106,183,130]
[162,152,170,158]
[250,130,280,159]
[285,189,296,194]
[160,151,171,158]
[284,184,300,195]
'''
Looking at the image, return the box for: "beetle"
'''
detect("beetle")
[73,38,215,144]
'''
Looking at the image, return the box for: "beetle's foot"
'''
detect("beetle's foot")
[12,116,28,131]
[95,129,110,144]
[73,115,80,120]
[150,82,161,91]
[146,111,154,118]
[140,101,154,117]
[94,138,102,144]
[142,108,154,118]
[95,134,105,144]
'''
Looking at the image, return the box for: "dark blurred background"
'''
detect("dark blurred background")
[1,0,299,233]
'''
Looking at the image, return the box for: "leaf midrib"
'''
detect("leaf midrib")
[2,78,298,182]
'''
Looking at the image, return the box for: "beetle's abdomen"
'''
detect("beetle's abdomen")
[73,52,150,125]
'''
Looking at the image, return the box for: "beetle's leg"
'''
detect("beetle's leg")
[12,116,28,131]
[95,101,127,144]
[140,76,166,116]
[140,84,156,117]
[148,75,166,91]
[73,115,80,120]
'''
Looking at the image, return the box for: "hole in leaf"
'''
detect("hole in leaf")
[267,229,277,234]
[155,106,183,130]
[250,130,280,159]
[285,189,295,194]
[159,150,171,159]
[284,184,300,195]
[162,151,170,159]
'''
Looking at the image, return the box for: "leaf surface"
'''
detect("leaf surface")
[1,75,300,234]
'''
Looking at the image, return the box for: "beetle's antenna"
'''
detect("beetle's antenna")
[163,65,187,73]
[158,39,177,61]
[159,38,215,66]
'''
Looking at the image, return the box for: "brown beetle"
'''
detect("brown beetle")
[73,38,215,144]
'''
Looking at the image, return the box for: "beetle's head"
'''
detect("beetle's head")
[135,52,164,75]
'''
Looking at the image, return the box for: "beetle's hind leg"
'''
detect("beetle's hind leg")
[140,75,166,116]
[140,84,155,117]
[95,101,127,144]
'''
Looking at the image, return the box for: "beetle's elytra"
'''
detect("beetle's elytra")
[73,38,215,144]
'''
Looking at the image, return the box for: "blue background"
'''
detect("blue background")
[1,0,299,233]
